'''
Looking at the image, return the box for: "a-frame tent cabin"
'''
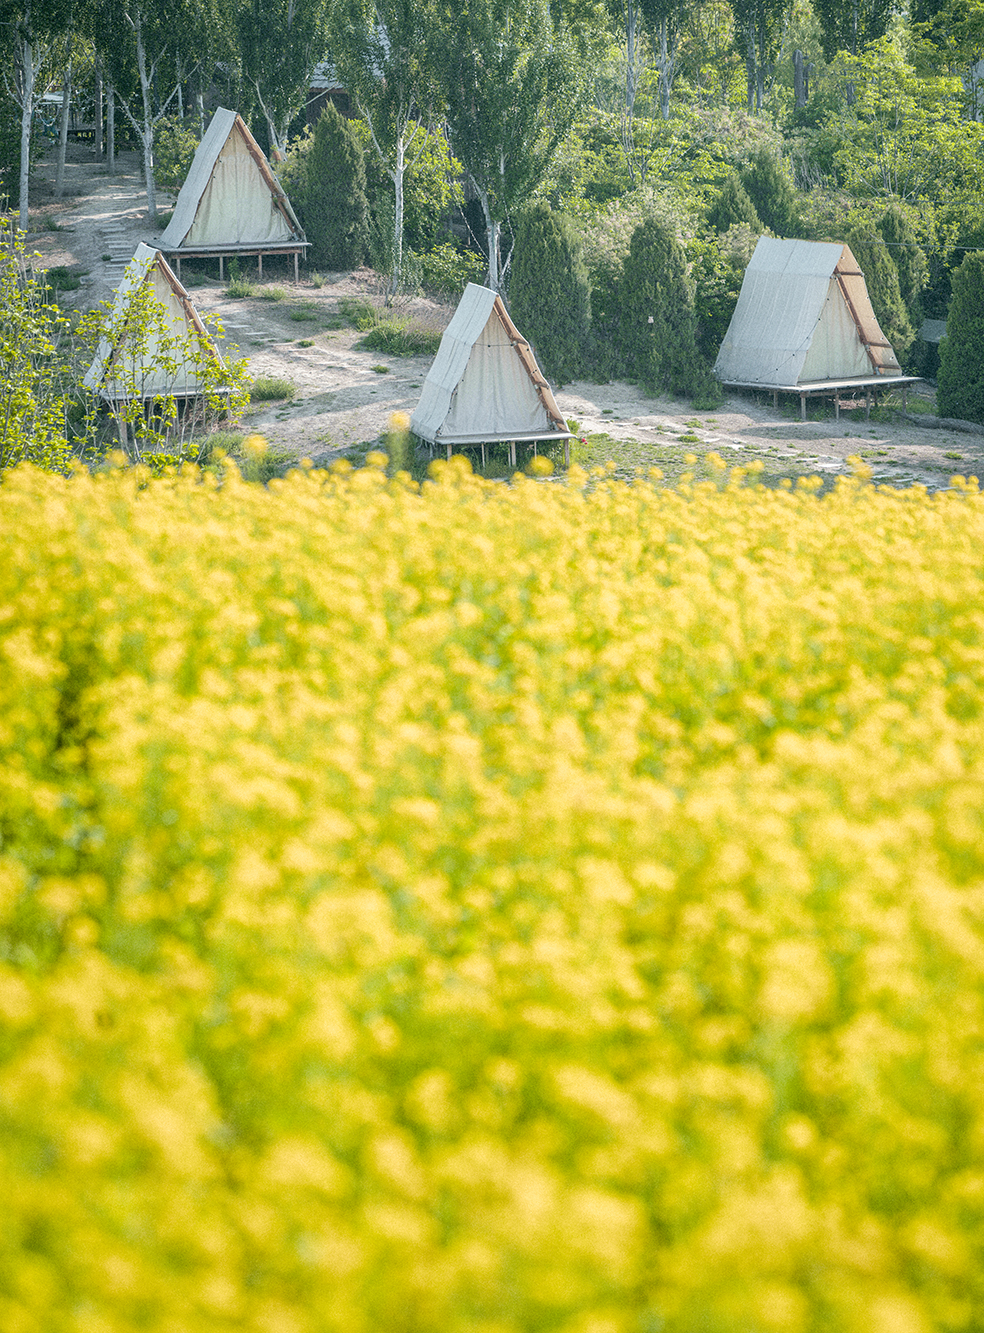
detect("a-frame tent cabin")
[715,237,917,419]
[411,284,572,465]
[83,243,226,402]
[160,107,308,281]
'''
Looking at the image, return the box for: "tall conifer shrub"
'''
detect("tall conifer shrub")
[707,175,762,235]
[937,251,984,423]
[304,104,369,271]
[846,219,916,368]
[509,204,591,385]
[615,217,720,405]
[739,149,802,237]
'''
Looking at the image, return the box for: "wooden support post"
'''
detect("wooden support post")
[800,392,807,421]
[509,441,516,469]
[258,252,263,279]
[294,251,299,283]
[219,255,224,282]
[773,390,778,410]
[446,442,452,461]
[564,438,570,468]
[481,442,486,468]
[834,395,839,421]
[902,385,908,414]
[865,388,871,420]
[175,255,181,282]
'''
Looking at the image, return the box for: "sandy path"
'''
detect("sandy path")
[24,142,983,488]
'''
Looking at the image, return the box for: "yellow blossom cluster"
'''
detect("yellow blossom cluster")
[1,455,983,1333]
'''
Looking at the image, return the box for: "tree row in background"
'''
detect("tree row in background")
[3,0,984,419]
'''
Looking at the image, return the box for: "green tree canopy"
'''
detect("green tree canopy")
[509,203,591,385]
[937,250,984,424]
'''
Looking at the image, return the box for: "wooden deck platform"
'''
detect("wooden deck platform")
[163,243,311,284]
[720,375,923,421]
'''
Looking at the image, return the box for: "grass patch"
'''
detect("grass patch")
[310,272,325,289]
[371,364,389,374]
[45,265,83,291]
[944,452,964,460]
[297,339,314,348]
[259,286,288,302]
[43,216,66,232]
[338,296,380,331]
[289,303,318,322]
[358,320,442,357]
[226,276,255,299]
[251,376,295,402]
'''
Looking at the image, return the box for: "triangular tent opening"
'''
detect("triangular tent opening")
[715,236,903,387]
[83,243,225,401]
[411,284,571,454]
[160,107,305,253]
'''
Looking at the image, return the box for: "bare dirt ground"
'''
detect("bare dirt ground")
[24,140,984,489]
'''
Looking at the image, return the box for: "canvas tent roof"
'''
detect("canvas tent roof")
[411,284,571,445]
[160,107,305,252]
[83,243,225,401]
[714,236,902,387]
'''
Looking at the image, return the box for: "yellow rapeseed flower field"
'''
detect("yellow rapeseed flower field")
[1,456,983,1333]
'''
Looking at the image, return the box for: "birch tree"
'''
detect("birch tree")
[235,0,332,153]
[431,0,586,292]
[1,0,72,229]
[330,0,437,300]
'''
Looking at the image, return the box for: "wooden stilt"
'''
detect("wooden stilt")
[447,442,452,461]
[865,389,871,420]
[294,251,299,283]
[834,396,839,420]
[800,393,807,421]
[509,441,516,469]
[902,385,908,414]
[564,438,570,468]
[219,256,224,282]
[258,252,263,279]
[773,390,779,410]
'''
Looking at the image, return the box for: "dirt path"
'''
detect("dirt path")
[23,141,984,488]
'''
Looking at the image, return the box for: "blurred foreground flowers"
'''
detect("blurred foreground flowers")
[1,457,983,1333]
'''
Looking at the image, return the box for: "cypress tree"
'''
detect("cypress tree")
[616,216,719,403]
[509,204,591,386]
[846,219,916,368]
[877,202,928,327]
[739,149,802,237]
[707,174,762,235]
[937,251,984,423]
[303,104,369,271]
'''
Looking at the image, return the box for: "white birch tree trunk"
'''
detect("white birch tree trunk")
[475,183,500,292]
[94,64,103,158]
[18,34,36,231]
[107,83,115,174]
[388,133,405,303]
[55,43,73,197]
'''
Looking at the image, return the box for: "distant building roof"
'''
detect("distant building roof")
[919,318,947,344]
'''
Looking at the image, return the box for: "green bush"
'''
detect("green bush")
[250,376,294,401]
[615,216,720,404]
[421,243,487,298]
[358,320,442,357]
[877,202,928,328]
[740,148,803,237]
[338,295,380,330]
[846,217,916,369]
[509,204,591,386]
[302,104,369,271]
[706,173,763,234]
[937,251,984,423]
[153,116,201,191]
